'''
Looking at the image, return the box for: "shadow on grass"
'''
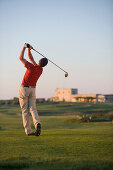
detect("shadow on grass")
[0,126,5,131]
[0,160,113,170]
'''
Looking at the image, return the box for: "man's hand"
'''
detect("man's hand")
[29,45,33,50]
[24,43,33,50]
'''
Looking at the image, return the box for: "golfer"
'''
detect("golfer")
[19,43,48,136]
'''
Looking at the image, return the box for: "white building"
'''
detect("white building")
[50,88,113,103]
[50,88,78,102]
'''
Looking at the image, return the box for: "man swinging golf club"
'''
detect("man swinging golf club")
[19,43,48,136]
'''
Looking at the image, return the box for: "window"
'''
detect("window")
[71,89,77,94]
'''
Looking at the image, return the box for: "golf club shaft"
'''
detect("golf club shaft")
[32,48,67,73]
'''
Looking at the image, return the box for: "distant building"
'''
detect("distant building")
[50,88,78,102]
[50,88,113,103]
[104,95,113,103]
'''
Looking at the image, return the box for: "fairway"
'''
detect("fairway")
[0,103,113,170]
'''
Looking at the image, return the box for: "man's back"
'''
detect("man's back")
[22,61,43,86]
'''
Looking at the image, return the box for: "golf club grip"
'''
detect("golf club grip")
[32,48,67,73]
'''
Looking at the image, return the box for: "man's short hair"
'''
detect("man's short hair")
[39,58,48,67]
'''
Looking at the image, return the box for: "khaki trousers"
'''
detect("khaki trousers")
[19,86,40,135]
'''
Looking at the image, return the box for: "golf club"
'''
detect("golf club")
[32,47,68,77]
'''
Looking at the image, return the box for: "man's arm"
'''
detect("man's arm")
[19,46,27,65]
[28,48,37,66]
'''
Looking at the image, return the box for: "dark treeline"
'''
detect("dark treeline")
[0,97,47,105]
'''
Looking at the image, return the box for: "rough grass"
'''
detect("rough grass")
[0,103,113,169]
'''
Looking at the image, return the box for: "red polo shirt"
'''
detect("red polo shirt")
[22,61,43,86]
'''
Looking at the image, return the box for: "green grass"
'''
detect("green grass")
[0,103,113,169]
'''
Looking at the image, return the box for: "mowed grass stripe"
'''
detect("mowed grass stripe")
[0,125,113,161]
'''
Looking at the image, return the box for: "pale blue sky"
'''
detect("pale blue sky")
[0,0,113,99]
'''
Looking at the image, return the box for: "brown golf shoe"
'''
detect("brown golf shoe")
[27,132,35,136]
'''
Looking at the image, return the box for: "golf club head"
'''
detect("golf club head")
[65,72,68,77]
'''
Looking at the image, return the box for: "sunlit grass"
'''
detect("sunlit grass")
[0,103,113,169]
